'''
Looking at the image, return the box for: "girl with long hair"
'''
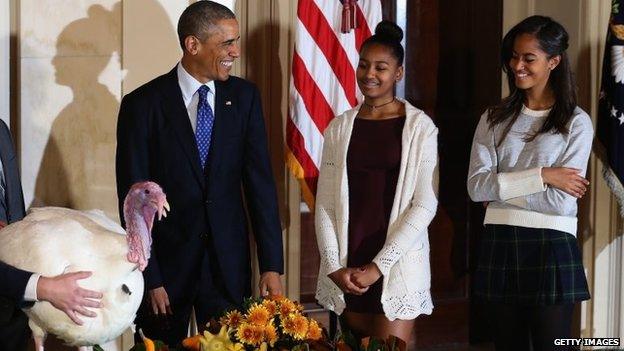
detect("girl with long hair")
[467,15,593,351]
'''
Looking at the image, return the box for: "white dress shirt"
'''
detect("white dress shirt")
[177,62,216,133]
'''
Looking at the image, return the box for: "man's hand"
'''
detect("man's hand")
[36,271,103,325]
[148,286,172,315]
[328,268,369,295]
[259,271,282,297]
[350,263,382,289]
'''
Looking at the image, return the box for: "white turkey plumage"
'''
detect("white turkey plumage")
[0,181,168,350]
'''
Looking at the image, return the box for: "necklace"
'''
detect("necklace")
[363,97,395,109]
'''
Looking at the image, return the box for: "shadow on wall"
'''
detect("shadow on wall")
[32,0,179,225]
[245,20,289,228]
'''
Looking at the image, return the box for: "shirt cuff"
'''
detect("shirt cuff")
[497,167,547,200]
[24,273,40,302]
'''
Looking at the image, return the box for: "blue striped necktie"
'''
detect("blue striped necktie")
[0,161,6,223]
[195,85,214,169]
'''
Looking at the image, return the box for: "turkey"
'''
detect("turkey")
[0,181,169,350]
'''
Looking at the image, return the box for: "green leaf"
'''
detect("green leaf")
[366,338,385,351]
[93,346,105,351]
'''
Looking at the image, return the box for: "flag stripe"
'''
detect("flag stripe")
[295,19,352,117]
[313,0,360,79]
[354,3,374,51]
[292,52,337,133]
[298,0,358,106]
[289,86,325,168]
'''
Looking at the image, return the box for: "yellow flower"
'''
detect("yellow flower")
[246,303,271,326]
[278,299,297,316]
[307,319,322,341]
[220,310,244,328]
[263,323,278,346]
[200,325,236,351]
[281,313,309,340]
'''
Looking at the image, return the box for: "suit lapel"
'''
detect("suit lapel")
[161,68,206,190]
[208,80,232,182]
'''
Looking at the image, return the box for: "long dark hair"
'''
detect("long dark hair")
[488,15,576,145]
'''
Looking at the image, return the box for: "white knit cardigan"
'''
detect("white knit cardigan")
[314,99,439,321]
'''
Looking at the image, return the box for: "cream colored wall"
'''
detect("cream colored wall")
[503,0,622,339]
[20,0,122,222]
[1,0,9,127]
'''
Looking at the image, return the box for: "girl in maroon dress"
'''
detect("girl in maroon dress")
[315,20,438,344]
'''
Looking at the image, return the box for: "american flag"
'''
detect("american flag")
[598,0,624,216]
[286,0,382,208]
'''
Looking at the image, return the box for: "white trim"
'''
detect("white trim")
[396,0,406,99]
[0,0,9,127]
[603,166,624,218]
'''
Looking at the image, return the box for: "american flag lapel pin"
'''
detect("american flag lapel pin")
[225,100,232,105]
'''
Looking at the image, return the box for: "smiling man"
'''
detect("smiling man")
[115,1,284,346]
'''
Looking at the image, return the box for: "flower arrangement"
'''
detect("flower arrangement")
[129,295,406,351]
[182,295,324,351]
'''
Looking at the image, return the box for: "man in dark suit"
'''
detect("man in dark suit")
[0,119,102,350]
[116,1,283,346]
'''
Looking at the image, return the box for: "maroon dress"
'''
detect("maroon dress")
[345,115,405,314]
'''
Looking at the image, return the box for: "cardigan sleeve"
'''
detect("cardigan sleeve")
[467,112,547,202]
[315,122,342,275]
[372,124,439,276]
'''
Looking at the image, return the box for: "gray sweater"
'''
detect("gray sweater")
[467,105,594,236]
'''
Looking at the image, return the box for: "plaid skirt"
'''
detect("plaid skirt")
[473,224,590,305]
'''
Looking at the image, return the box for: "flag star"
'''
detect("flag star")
[612,106,618,117]
[619,113,624,125]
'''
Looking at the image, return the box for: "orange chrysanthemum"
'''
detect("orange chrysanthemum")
[263,323,278,346]
[262,299,278,316]
[307,319,322,341]
[282,313,309,340]
[292,314,309,340]
[246,303,271,326]
[250,325,265,346]
[278,299,297,316]
[268,294,286,302]
[236,323,255,345]
[295,301,305,312]
[221,310,244,328]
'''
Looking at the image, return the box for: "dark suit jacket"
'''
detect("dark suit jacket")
[0,119,29,320]
[116,67,283,306]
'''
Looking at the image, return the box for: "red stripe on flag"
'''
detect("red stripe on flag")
[286,117,319,195]
[292,52,334,133]
[298,0,358,107]
[354,4,373,51]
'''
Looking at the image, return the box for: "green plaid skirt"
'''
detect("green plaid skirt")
[473,224,590,305]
